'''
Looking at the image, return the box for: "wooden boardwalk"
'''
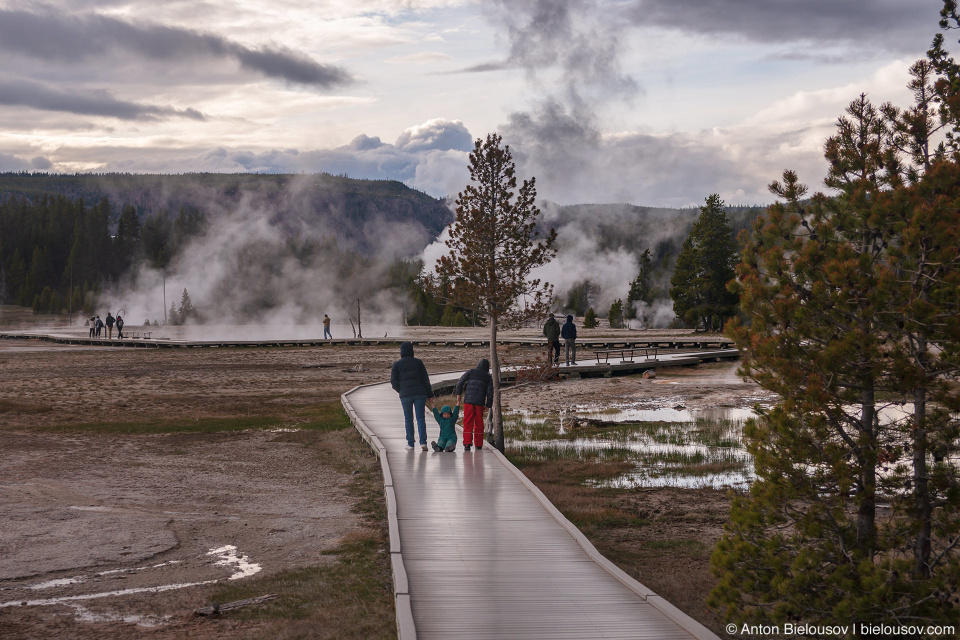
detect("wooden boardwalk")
[0,331,733,352]
[343,356,722,640]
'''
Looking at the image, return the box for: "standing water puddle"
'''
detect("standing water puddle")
[508,401,950,490]
[507,401,761,489]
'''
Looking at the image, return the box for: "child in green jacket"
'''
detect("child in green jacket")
[430,404,460,452]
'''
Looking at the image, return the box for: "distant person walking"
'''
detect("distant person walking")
[390,342,434,451]
[105,312,115,339]
[323,314,332,339]
[88,316,96,338]
[95,315,103,338]
[543,313,561,365]
[561,314,577,365]
[116,314,124,340]
[455,359,493,451]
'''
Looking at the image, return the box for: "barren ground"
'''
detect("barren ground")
[1,327,759,638]
[0,339,488,639]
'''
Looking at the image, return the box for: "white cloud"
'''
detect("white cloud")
[387,51,454,64]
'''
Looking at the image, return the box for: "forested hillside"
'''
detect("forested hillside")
[0,172,453,256]
[0,172,763,325]
[0,172,453,316]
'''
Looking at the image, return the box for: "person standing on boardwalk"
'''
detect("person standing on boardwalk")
[116,314,124,340]
[95,315,104,338]
[561,314,577,365]
[105,312,115,339]
[455,359,493,451]
[88,316,96,338]
[390,342,434,451]
[543,313,561,365]
[323,314,332,339]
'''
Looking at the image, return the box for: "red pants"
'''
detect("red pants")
[463,403,486,448]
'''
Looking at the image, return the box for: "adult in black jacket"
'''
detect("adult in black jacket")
[543,313,561,365]
[561,314,577,365]
[391,342,434,450]
[455,358,493,450]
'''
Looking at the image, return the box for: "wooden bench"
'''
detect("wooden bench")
[593,347,659,364]
[127,330,153,339]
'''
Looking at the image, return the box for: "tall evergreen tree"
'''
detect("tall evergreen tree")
[625,248,653,321]
[711,52,960,631]
[114,204,141,274]
[669,194,739,331]
[435,133,557,452]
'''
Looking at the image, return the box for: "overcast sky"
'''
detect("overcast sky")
[0,0,944,207]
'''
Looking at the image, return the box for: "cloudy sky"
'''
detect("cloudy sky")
[0,0,943,207]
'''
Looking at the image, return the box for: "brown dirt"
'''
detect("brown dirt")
[0,338,488,639]
[0,332,753,638]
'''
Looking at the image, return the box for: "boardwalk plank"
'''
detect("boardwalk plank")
[344,362,721,640]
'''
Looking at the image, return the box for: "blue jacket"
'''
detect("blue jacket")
[561,315,577,340]
[390,342,434,399]
[455,359,494,408]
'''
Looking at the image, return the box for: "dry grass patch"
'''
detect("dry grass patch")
[0,398,52,413]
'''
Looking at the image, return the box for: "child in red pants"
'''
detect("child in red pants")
[455,358,493,451]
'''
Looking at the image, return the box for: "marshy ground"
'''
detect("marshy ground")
[1,325,766,638]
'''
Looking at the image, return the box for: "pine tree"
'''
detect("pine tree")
[711,56,960,630]
[564,280,600,316]
[178,288,197,323]
[167,301,181,326]
[435,133,557,452]
[669,195,739,331]
[439,303,459,327]
[583,307,598,328]
[607,298,624,329]
[114,204,141,274]
[625,249,653,320]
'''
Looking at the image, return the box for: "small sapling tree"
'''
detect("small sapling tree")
[583,307,598,328]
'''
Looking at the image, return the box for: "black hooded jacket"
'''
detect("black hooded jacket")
[561,315,577,340]
[455,359,494,407]
[390,342,434,399]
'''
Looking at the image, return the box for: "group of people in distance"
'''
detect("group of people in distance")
[389,313,580,452]
[88,311,124,339]
[542,312,577,365]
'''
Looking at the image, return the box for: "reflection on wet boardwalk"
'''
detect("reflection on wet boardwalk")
[343,364,721,640]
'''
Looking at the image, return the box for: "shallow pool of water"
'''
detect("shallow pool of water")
[577,406,757,423]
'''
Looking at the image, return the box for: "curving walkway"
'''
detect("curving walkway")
[343,356,723,640]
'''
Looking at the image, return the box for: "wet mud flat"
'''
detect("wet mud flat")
[0,339,493,638]
[0,427,363,638]
[0,334,743,637]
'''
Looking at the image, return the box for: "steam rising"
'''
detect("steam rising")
[101,178,444,333]
[421,200,698,327]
